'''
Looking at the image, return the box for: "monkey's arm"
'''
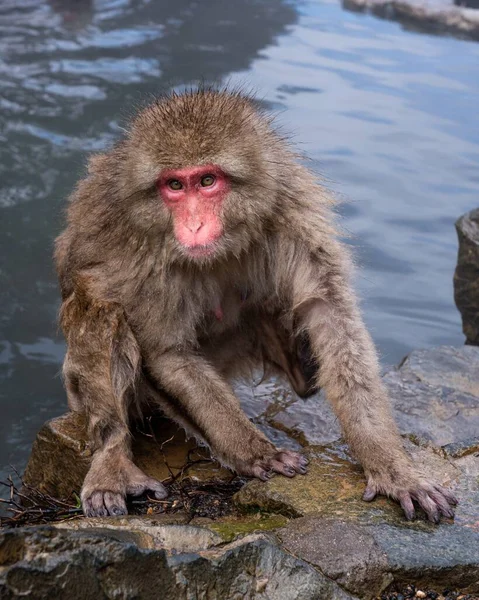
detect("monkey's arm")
[146,350,307,478]
[287,243,457,522]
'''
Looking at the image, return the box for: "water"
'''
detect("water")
[1,0,478,482]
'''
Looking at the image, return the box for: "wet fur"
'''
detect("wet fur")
[56,89,457,521]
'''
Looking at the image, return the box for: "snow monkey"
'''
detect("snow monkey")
[55,89,457,521]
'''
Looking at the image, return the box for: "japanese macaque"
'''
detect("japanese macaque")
[55,89,457,521]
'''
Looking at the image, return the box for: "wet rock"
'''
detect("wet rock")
[268,346,479,450]
[0,526,357,600]
[234,441,459,522]
[23,412,230,500]
[384,346,479,447]
[22,412,92,501]
[236,440,479,596]
[454,208,479,346]
[15,344,479,598]
[278,517,393,597]
[269,390,341,446]
[342,0,479,41]
[56,515,224,552]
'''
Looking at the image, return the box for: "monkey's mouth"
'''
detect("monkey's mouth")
[183,244,217,259]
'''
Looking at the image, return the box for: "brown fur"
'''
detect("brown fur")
[56,88,457,521]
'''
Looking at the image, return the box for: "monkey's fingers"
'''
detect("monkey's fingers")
[252,466,274,481]
[83,490,127,518]
[412,489,441,524]
[362,482,378,502]
[126,476,168,500]
[269,459,297,477]
[251,450,308,481]
[414,484,456,520]
[398,492,415,521]
[276,451,308,474]
[432,483,458,506]
[104,491,128,516]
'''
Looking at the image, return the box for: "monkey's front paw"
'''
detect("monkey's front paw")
[242,449,308,481]
[81,460,167,517]
[363,472,458,524]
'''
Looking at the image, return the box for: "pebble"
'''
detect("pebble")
[416,593,426,599]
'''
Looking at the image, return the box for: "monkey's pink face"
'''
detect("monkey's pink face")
[157,164,229,258]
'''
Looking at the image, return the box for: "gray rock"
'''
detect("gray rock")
[342,0,479,40]
[269,390,342,446]
[371,522,479,591]
[56,516,224,552]
[454,208,479,346]
[269,345,479,449]
[279,517,392,598]
[235,439,479,595]
[384,345,479,446]
[0,526,357,600]
[12,345,479,599]
[23,412,231,500]
[278,515,479,598]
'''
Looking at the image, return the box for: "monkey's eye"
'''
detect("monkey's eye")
[200,175,215,187]
[168,179,183,191]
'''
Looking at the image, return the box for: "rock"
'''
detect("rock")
[23,413,231,500]
[384,345,479,446]
[369,522,479,591]
[236,442,479,599]
[234,441,460,522]
[268,390,342,446]
[454,208,479,346]
[269,345,479,450]
[278,517,393,597]
[13,344,479,598]
[235,440,479,596]
[56,516,224,552]
[0,525,357,600]
[342,0,479,41]
[22,413,92,501]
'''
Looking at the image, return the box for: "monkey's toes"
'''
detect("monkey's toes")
[83,490,128,518]
[253,450,308,480]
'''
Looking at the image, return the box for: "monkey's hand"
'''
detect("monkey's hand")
[232,445,309,481]
[362,465,458,523]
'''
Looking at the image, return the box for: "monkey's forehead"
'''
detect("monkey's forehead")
[128,90,272,160]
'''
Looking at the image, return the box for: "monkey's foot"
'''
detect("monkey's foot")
[236,447,308,481]
[81,457,167,517]
[363,470,458,524]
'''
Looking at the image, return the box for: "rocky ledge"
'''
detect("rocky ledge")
[455,208,479,346]
[342,0,479,41]
[1,345,479,599]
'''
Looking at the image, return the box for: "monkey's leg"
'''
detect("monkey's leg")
[291,252,457,522]
[62,298,167,517]
[146,351,308,480]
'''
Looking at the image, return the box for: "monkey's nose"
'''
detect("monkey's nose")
[187,222,203,234]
